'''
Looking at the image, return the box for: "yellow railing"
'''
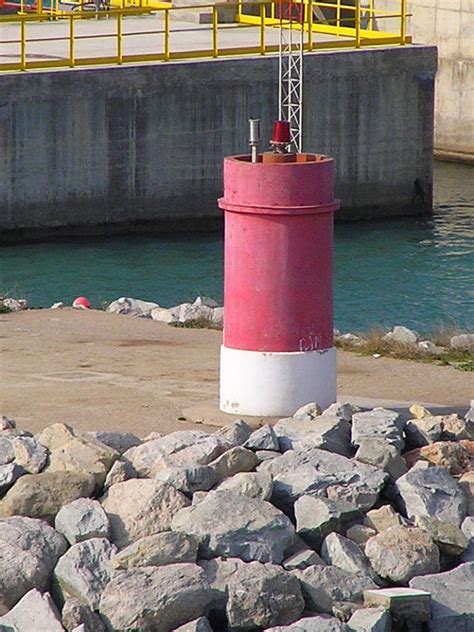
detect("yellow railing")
[0,0,410,73]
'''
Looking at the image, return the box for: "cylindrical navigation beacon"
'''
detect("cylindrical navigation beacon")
[218,124,340,416]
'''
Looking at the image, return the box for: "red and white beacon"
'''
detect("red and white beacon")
[218,120,340,417]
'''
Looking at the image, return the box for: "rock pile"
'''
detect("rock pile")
[0,403,473,631]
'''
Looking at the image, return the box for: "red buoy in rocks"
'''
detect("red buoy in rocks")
[218,121,340,416]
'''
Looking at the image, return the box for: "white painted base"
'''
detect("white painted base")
[220,345,336,417]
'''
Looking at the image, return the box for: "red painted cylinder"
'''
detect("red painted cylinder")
[218,154,340,354]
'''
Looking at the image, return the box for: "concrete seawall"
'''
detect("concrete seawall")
[0,45,437,240]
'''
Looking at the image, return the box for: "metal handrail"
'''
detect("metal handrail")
[0,0,410,73]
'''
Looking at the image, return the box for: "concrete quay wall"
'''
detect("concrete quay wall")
[0,46,437,240]
[377,0,474,163]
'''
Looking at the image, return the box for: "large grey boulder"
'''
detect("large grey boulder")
[266,615,349,631]
[201,557,304,629]
[103,458,138,490]
[384,325,418,344]
[294,565,377,614]
[0,437,15,465]
[82,431,141,455]
[173,618,213,632]
[46,436,119,487]
[55,498,110,544]
[321,533,377,579]
[10,436,48,474]
[0,589,64,632]
[244,424,280,451]
[207,446,258,482]
[283,549,326,571]
[61,597,107,632]
[260,448,387,513]
[351,408,405,452]
[128,431,231,477]
[215,471,273,501]
[410,562,474,623]
[415,515,469,556]
[0,462,25,494]
[112,532,198,569]
[99,563,215,631]
[171,490,295,563]
[355,439,407,480]
[0,516,67,611]
[461,517,474,562]
[36,423,75,452]
[365,505,405,533]
[53,537,117,609]
[0,471,96,522]
[395,466,467,525]
[214,420,253,448]
[405,417,443,447]
[106,297,159,317]
[294,495,362,548]
[365,526,439,584]
[450,333,474,350]
[155,465,218,494]
[274,415,352,456]
[101,479,190,548]
[346,607,391,632]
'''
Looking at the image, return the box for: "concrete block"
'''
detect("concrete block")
[364,588,431,622]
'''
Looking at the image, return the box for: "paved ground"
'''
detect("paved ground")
[1,309,471,437]
[0,13,349,67]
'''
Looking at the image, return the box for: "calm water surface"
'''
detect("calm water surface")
[1,161,473,334]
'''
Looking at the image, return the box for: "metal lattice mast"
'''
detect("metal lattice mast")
[278,0,304,152]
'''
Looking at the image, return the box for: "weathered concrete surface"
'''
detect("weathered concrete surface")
[0,45,436,239]
[378,0,473,162]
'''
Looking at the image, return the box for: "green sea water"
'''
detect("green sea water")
[1,161,473,335]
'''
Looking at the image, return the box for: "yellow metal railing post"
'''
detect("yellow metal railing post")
[355,0,360,47]
[37,0,43,15]
[117,12,123,63]
[271,0,274,20]
[368,0,373,31]
[336,0,341,33]
[212,5,218,58]
[401,0,407,44]
[259,2,265,54]
[20,18,26,71]
[164,8,170,60]
[308,0,313,51]
[69,14,75,67]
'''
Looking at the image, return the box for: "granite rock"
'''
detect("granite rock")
[282,549,326,571]
[351,409,405,452]
[55,498,110,544]
[101,478,190,548]
[111,532,198,569]
[201,557,304,629]
[410,562,474,621]
[405,417,443,447]
[415,515,469,556]
[173,617,213,632]
[266,614,349,631]
[215,470,273,501]
[355,439,407,480]
[295,495,362,548]
[365,505,405,533]
[321,533,377,579]
[0,589,64,632]
[0,462,25,494]
[347,607,391,632]
[274,415,352,456]
[365,526,439,584]
[82,431,142,455]
[53,537,117,609]
[171,489,295,563]
[364,587,431,623]
[260,447,387,513]
[103,458,138,490]
[214,420,253,448]
[0,516,67,611]
[106,297,159,317]
[99,563,215,632]
[295,565,377,614]
[129,430,231,477]
[61,597,107,632]
[155,465,217,494]
[395,466,467,525]
[0,471,96,522]
[10,436,48,474]
[244,424,280,452]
